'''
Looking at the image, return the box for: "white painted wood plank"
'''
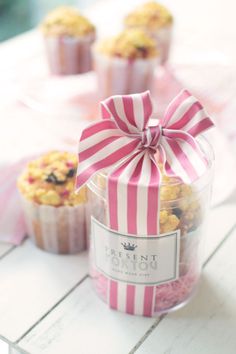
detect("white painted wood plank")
[204,204,236,260]
[19,278,154,354]
[18,204,236,354]
[0,239,88,343]
[136,227,236,354]
[0,339,8,354]
[0,243,14,258]
[9,347,22,354]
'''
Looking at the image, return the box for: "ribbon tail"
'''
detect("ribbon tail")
[107,150,161,316]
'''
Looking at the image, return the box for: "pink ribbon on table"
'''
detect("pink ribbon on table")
[76,89,214,316]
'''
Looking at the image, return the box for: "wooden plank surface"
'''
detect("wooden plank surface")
[135,228,236,354]
[203,204,236,260]
[0,243,14,258]
[18,278,154,354]
[0,339,8,354]
[18,204,236,354]
[0,239,88,343]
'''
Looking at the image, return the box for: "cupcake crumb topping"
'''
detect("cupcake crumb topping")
[96,29,158,59]
[18,151,86,207]
[41,6,95,37]
[124,2,173,30]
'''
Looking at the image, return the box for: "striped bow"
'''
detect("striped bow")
[76,90,214,234]
[76,90,214,316]
[76,90,214,232]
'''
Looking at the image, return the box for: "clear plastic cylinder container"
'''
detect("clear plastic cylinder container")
[87,137,214,316]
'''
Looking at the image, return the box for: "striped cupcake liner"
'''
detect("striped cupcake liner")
[20,196,87,254]
[44,33,95,75]
[149,25,173,64]
[93,51,159,98]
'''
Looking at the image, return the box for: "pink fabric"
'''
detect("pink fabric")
[0,157,32,245]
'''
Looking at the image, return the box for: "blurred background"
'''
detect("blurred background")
[0,0,236,166]
[0,0,96,41]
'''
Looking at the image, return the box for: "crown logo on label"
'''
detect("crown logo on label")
[121,242,137,251]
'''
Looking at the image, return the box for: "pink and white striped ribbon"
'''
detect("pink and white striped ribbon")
[76,90,214,316]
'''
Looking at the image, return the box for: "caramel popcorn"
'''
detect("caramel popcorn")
[124,2,173,30]
[41,6,95,37]
[95,166,202,236]
[96,29,158,59]
[159,210,179,234]
[159,172,202,235]
[18,151,86,207]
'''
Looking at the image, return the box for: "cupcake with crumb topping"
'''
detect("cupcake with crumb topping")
[93,29,159,98]
[124,2,173,64]
[17,151,87,254]
[41,6,96,75]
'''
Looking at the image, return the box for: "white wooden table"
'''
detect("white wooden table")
[0,205,235,354]
[0,0,236,353]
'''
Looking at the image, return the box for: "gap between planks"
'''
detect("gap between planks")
[0,275,89,354]
[0,245,15,260]
[0,334,30,354]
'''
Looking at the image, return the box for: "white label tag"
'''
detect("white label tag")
[91,217,180,286]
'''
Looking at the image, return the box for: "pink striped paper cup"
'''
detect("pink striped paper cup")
[148,25,172,64]
[93,50,158,99]
[44,33,95,75]
[20,196,87,254]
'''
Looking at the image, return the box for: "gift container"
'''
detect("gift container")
[76,90,215,317]
[41,6,96,75]
[17,151,88,254]
[124,1,173,64]
[93,29,159,98]
[87,138,213,315]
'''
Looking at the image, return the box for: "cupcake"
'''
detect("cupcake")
[93,29,159,98]
[124,2,173,64]
[41,6,96,75]
[17,151,87,254]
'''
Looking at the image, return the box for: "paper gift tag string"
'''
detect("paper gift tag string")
[76,89,214,316]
